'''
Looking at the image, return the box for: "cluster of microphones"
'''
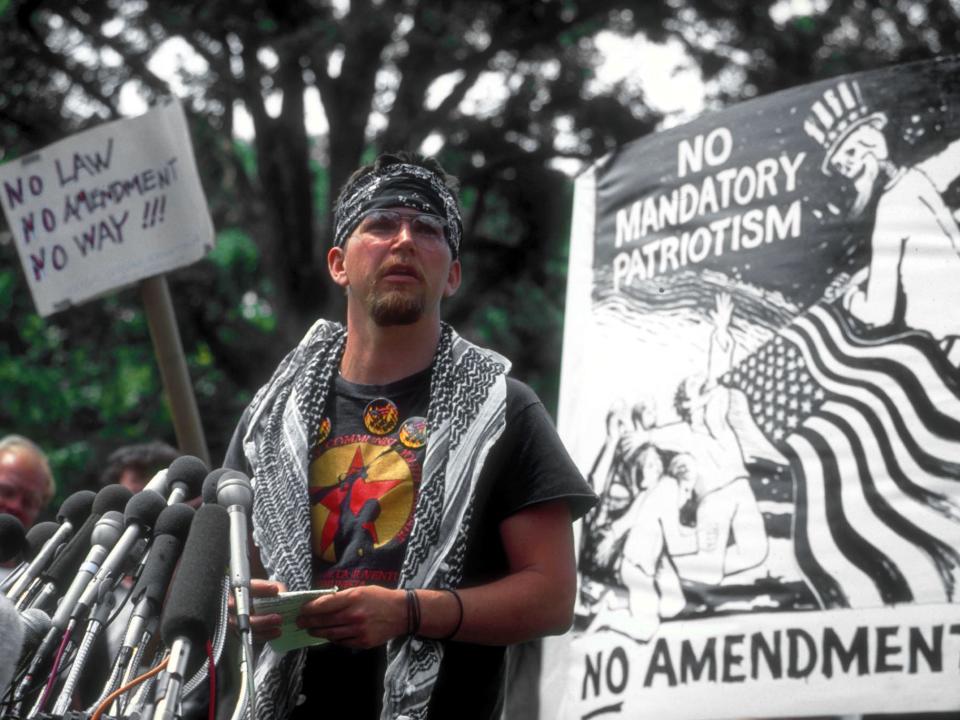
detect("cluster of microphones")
[0,458,259,720]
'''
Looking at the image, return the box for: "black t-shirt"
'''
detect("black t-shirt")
[307,369,431,590]
[226,372,595,719]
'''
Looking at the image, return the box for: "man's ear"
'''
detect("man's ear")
[443,258,462,298]
[328,246,348,287]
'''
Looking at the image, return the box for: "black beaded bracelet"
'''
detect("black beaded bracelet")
[441,588,463,641]
[406,589,422,637]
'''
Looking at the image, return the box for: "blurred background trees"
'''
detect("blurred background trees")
[1,0,957,502]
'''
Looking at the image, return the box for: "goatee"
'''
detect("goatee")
[369,289,425,326]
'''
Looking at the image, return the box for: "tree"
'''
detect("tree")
[0,0,955,500]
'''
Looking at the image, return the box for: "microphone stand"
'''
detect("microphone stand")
[219,472,257,720]
[50,590,115,715]
[24,616,78,718]
[121,644,167,718]
[89,596,157,713]
[5,521,74,600]
[228,531,257,720]
[146,637,191,720]
[127,576,230,720]
[15,578,44,611]
[0,560,28,595]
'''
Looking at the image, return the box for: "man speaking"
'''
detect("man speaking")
[225,152,595,719]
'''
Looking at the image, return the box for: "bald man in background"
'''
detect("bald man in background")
[0,434,55,530]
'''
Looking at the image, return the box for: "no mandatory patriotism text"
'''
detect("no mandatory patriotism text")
[607,127,807,291]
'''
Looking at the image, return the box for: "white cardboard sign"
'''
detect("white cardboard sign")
[0,99,214,316]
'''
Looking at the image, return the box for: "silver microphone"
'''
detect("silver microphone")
[217,470,257,720]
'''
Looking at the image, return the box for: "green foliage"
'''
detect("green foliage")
[208,228,260,275]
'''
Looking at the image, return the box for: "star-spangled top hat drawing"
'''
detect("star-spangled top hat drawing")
[803,78,888,175]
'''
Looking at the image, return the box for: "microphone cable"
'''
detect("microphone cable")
[206,639,217,720]
[31,619,75,716]
[90,656,169,720]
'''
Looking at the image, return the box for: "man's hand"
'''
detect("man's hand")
[230,578,285,642]
[296,585,407,649]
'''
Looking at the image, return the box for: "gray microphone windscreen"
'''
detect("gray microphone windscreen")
[0,595,24,698]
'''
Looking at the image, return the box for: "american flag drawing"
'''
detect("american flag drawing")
[721,301,960,609]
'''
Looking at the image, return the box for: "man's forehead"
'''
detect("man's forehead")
[0,450,45,480]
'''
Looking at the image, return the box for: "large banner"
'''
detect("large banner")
[0,99,213,316]
[549,57,960,718]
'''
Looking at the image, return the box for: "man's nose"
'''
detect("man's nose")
[390,220,416,248]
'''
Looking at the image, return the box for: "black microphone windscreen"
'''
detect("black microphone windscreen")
[123,489,167,530]
[56,490,96,527]
[131,533,184,609]
[202,468,231,505]
[93,484,133,515]
[166,456,208,499]
[42,514,96,590]
[24,521,59,560]
[0,514,25,562]
[160,504,229,649]
[153,503,195,542]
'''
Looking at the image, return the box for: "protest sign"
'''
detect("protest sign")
[546,56,960,718]
[0,99,213,316]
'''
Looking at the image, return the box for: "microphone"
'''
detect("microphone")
[56,489,97,527]
[164,456,208,505]
[217,470,258,719]
[0,608,48,705]
[47,504,139,716]
[217,472,254,624]
[10,486,133,709]
[202,468,231,505]
[1,520,58,596]
[151,504,229,720]
[0,595,25,700]
[130,503,196,615]
[17,608,51,666]
[20,512,124,715]
[5,490,96,599]
[43,492,164,717]
[18,486,131,612]
[91,504,196,712]
[48,511,125,638]
[143,468,169,497]
[72,490,167,622]
[0,513,26,562]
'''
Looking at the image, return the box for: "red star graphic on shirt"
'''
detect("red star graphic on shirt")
[311,445,406,558]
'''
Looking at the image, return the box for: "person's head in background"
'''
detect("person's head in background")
[0,435,55,528]
[100,441,179,494]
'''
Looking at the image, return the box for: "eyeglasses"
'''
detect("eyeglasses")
[355,210,448,245]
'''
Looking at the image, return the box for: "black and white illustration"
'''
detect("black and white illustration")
[547,57,960,720]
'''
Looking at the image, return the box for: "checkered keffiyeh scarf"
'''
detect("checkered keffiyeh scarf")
[241,319,509,720]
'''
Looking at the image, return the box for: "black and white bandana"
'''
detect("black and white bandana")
[333,162,463,258]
